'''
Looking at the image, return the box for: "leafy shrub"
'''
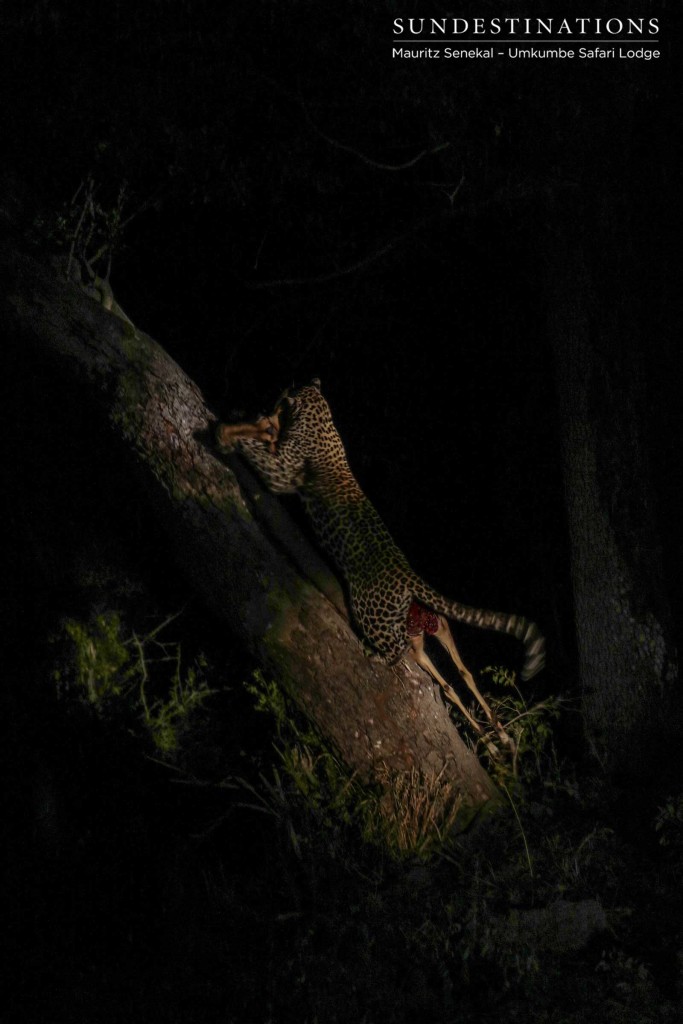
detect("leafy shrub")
[55,610,215,754]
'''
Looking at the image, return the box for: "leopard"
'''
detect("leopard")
[216,378,545,747]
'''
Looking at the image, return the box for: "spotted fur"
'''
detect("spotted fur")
[228,380,545,681]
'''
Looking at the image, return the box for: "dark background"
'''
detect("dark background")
[1,2,680,1021]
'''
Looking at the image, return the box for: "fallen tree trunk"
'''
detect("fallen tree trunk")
[2,230,498,817]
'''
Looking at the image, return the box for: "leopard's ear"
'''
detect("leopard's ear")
[311,377,321,390]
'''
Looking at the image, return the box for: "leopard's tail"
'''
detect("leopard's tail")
[410,577,546,682]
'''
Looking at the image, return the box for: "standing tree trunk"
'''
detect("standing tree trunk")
[2,232,499,817]
[546,248,677,773]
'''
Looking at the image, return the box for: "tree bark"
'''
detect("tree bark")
[2,233,499,816]
[546,249,677,773]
